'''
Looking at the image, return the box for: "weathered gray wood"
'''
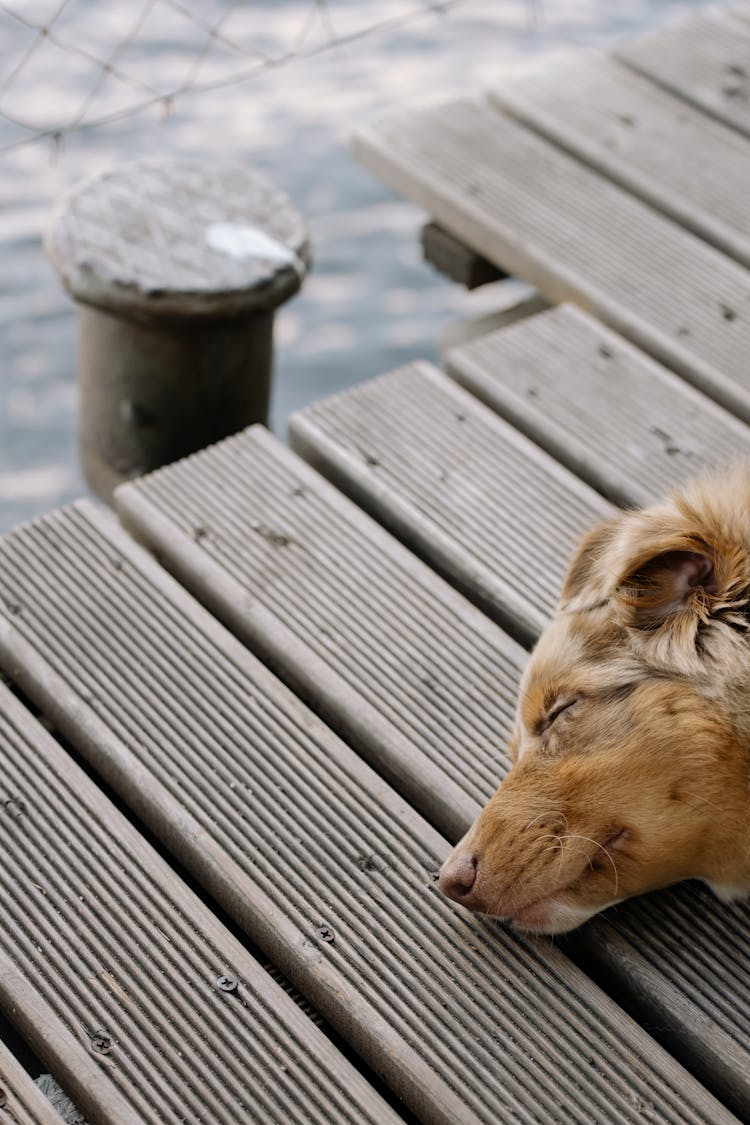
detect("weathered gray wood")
[46,159,311,501]
[0,502,731,1125]
[0,1032,66,1125]
[615,9,750,139]
[492,50,750,268]
[445,303,750,508]
[288,361,750,1118]
[46,160,309,321]
[0,952,139,1125]
[117,424,527,843]
[352,97,750,424]
[0,682,394,1125]
[570,895,750,1122]
[290,360,614,645]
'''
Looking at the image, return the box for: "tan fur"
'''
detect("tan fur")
[439,464,750,934]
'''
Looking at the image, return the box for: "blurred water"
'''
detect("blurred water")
[0,0,707,532]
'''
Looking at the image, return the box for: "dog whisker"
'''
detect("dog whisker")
[558,834,619,896]
[523,812,551,833]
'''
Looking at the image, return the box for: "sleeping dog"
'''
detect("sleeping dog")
[440,466,750,933]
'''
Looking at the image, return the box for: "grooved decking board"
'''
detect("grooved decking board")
[0,1035,65,1125]
[0,952,140,1125]
[0,507,733,1125]
[573,885,750,1120]
[445,304,750,509]
[0,685,394,1125]
[491,51,750,268]
[116,425,527,843]
[291,363,750,1117]
[289,360,614,645]
[351,96,750,423]
[615,9,750,138]
[115,416,750,1116]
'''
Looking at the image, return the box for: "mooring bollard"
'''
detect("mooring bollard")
[46,159,310,502]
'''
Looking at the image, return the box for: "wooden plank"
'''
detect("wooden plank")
[352,97,750,424]
[615,9,750,139]
[0,502,732,1125]
[0,682,395,1125]
[288,363,750,1118]
[0,1033,65,1125]
[117,424,528,843]
[491,50,750,268]
[0,952,138,1125]
[290,360,614,645]
[445,303,750,508]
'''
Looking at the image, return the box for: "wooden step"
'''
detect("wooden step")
[352,96,750,424]
[0,503,731,1124]
[444,303,750,508]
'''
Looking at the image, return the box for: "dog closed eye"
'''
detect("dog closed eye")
[541,695,581,732]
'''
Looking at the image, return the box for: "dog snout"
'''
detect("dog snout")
[438,849,479,902]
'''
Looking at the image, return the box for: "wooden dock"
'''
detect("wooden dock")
[2,5,750,1121]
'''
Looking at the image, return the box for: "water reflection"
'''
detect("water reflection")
[0,0,706,531]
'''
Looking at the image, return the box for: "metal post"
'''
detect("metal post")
[46,159,310,502]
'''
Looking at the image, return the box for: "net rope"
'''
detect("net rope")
[0,0,464,153]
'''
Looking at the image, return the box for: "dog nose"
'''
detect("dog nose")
[439,851,478,902]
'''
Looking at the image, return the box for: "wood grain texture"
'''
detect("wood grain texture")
[492,50,750,267]
[446,303,750,508]
[616,9,750,139]
[0,501,730,1125]
[352,97,750,423]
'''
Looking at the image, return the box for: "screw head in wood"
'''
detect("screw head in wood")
[90,1028,112,1054]
[216,975,239,993]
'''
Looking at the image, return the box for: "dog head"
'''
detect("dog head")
[440,466,750,934]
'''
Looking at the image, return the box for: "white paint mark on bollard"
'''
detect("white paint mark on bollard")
[206,222,306,278]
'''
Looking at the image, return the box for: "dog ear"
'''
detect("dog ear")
[560,518,622,608]
[618,546,716,629]
[560,512,719,630]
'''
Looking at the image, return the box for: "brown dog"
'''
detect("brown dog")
[440,466,750,934]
